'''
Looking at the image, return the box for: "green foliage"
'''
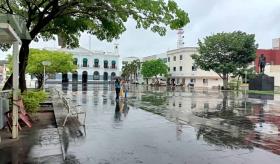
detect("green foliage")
[232,67,256,82]
[0,0,189,50]
[8,49,76,88]
[192,31,258,89]
[26,49,76,75]
[0,0,189,91]
[141,59,168,79]
[121,59,141,80]
[22,90,48,113]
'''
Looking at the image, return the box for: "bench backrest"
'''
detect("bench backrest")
[62,97,71,113]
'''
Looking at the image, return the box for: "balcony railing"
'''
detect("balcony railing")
[110,66,117,69]
[94,65,100,68]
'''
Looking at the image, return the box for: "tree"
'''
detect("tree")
[191,31,257,89]
[0,0,189,91]
[141,59,168,84]
[232,67,256,83]
[8,49,76,89]
[121,59,141,82]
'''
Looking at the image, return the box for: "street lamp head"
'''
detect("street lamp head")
[42,61,51,66]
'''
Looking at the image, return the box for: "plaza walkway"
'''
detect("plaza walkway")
[56,84,280,164]
[1,84,280,164]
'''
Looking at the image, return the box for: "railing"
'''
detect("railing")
[94,65,100,68]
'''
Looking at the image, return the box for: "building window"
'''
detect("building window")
[190,78,196,83]
[104,60,108,68]
[180,55,183,60]
[168,67,170,72]
[111,60,116,69]
[83,58,88,67]
[192,64,197,71]
[180,66,182,71]
[203,79,208,84]
[94,59,99,67]
[173,56,176,61]
[173,67,176,71]
[73,58,78,66]
[168,57,170,62]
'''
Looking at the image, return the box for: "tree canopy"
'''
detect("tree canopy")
[121,59,141,81]
[191,31,257,89]
[8,49,76,89]
[0,0,189,91]
[141,59,168,82]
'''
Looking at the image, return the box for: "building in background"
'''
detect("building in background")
[167,47,223,88]
[46,45,120,84]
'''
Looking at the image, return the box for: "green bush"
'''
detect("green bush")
[22,90,48,113]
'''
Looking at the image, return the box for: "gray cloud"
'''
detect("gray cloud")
[1,0,280,59]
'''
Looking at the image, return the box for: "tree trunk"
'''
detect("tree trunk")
[222,74,228,90]
[37,77,43,89]
[3,40,31,92]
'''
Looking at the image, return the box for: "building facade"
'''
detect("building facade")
[48,46,120,83]
[167,47,223,88]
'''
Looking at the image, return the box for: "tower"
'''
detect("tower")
[114,43,119,55]
[177,29,184,49]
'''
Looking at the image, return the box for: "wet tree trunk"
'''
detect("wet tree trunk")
[3,40,31,92]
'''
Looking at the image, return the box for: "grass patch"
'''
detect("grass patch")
[22,90,48,113]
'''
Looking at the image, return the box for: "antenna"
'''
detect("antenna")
[177,29,184,49]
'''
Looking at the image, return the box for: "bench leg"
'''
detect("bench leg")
[63,113,70,127]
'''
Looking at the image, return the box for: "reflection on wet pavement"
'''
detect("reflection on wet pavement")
[55,83,280,164]
[16,84,280,163]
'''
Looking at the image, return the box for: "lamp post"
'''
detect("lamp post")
[42,61,51,91]
[244,70,247,110]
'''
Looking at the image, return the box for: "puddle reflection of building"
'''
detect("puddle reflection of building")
[245,103,280,155]
[72,83,78,92]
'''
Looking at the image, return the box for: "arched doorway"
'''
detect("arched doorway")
[103,72,108,81]
[62,73,68,83]
[93,71,100,80]
[72,71,78,82]
[82,71,88,83]
[111,72,116,80]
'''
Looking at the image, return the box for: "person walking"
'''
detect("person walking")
[115,78,121,100]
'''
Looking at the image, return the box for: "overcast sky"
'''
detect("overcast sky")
[1,0,280,59]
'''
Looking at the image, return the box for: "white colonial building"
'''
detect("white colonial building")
[167,47,223,88]
[47,46,120,84]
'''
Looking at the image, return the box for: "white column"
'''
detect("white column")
[12,41,19,139]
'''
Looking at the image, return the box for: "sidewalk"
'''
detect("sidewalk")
[0,93,64,163]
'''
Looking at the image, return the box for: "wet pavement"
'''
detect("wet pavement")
[1,84,280,163]
[54,84,280,164]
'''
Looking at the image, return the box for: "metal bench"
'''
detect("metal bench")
[61,96,86,127]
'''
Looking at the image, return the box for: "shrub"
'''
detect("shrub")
[22,90,48,113]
